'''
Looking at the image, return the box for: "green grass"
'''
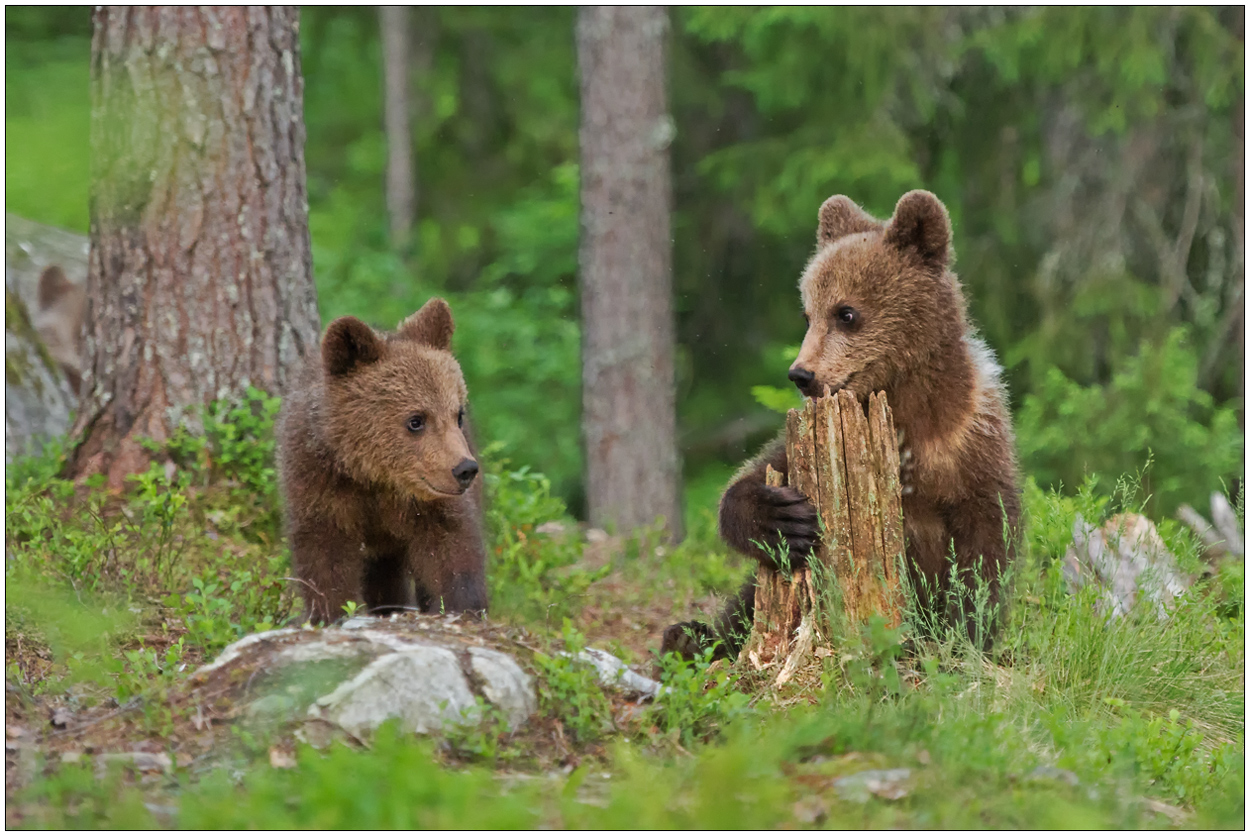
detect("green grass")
[4,387,1244,828]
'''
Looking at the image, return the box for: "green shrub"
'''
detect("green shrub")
[532,621,615,745]
[1017,328,1243,516]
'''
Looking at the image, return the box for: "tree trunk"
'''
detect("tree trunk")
[71,6,320,487]
[577,6,681,539]
[380,5,416,251]
[742,391,906,684]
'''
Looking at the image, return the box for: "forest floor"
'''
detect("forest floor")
[4,423,1245,828]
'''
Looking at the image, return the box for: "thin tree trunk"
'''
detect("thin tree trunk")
[577,6,681,539]
[71,6,320,487]
[380,5,416,251]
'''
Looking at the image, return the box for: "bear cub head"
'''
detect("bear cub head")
[789,190,967,400]
[321,297,478,501]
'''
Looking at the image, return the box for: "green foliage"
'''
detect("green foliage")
[163,386,285,539]
[1017,328,1244,514]
[167,569,290,657]
[532,621,615,745]
[5,8,1242,510]
[178,724,540,828]
[1066,703,1243,808]
[484,453,608,627]
[648,648,753,746]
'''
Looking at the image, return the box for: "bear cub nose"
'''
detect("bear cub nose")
[452,458,480,489]
[788,366,815,394]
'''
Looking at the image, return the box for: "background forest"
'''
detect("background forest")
[7,5,1244,518]
[3,7,1246,829]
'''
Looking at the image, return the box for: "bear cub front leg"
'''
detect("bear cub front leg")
[718,438,819,571]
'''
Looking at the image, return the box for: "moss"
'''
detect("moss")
[5,288,59,392]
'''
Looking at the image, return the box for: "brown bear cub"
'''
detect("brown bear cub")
[664,190,1021,659]
[278,298,488,624]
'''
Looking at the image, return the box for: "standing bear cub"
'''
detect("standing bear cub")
[279,298,487,624]
[664,190,1021,659]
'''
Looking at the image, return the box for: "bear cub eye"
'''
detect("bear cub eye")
[835,306,860,329]
[457,407,465,428]
[406,414,426,434]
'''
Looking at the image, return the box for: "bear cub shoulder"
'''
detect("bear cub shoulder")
[278,298,487,623]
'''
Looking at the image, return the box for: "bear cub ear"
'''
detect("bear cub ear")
[323,316,383,377]
[397,297,455,351]
[885,190,951,267]
[817,196,880,246]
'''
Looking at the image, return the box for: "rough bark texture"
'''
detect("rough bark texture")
[745,391,906,677]
[380,5,416,250]
[577,6,681,538]
[71,6,320,487]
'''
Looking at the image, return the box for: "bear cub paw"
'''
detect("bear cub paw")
[751,483,819,567]
[660,620,720,661]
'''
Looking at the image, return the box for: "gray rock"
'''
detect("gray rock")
[5,214,87,463]
[1063,513,1189,619]
[833,768,912,802]
[309,646,477,737]
[96,751,173,774]
[195,615,538,740]
[469,647,537,730]
[5,295,75,462]
[1027,765,1080,786]
[562,647,663,700]
[5,213,88,312]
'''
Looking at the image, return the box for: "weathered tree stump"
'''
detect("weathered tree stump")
[741,390,906,685]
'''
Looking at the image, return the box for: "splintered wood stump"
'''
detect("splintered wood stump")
[742,390,906,685]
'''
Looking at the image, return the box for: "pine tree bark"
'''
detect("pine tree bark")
[71,6,320,487]
[380,5,416,250]
[577,6,681,539]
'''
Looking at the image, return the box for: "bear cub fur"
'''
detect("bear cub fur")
[278,298,488,624]
[664,190,1021,659]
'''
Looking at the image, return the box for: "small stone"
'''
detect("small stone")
[49,707,73,728]
[793,796,829,824]
[97,751,173,773]
[1027,765,1079,786]
[560,648,663,700]
[833,768,912,802]
[268,747,296,769]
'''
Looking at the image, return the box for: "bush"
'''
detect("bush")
[1017,328,1243,516]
